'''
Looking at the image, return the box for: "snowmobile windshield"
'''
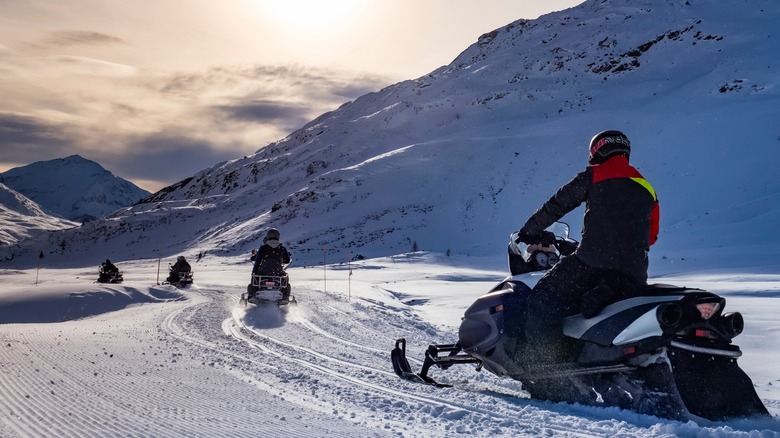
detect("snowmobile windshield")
[509,222,570,260]
[508,222,573,274]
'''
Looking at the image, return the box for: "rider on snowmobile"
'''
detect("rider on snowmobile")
[101,259,118,274]
[167,255,191,282]
[249,228,292,298]
[98,258,121,283]
[516,130,660,367]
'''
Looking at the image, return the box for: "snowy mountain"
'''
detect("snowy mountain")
[2,0,779,270]
[1,155,150,223]
[0,182,79,246]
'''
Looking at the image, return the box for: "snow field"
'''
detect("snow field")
[1,254,778,437]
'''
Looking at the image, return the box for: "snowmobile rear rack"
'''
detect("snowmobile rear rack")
[391,338,481,387]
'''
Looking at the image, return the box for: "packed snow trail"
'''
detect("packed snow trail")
[0,287,376,437]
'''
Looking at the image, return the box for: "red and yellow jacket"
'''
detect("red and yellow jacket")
[520,155,659,282]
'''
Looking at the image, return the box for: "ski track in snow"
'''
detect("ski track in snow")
[221,292,612,437]
[157,285,697,437]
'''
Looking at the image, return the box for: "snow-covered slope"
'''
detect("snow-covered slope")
[2,0,779,270]
[1,155,150,222]
[0,182,79,246]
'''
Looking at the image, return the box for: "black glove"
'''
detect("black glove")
[539,231,556,246]
[518,229,556,245]
[516,229,536,244]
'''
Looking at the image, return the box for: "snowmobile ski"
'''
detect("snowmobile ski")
[391,339,451,387]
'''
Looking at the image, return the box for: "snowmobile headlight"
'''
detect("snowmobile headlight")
[695,302,720,320]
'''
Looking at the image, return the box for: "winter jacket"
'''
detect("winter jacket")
[171,260,191,273]
[519,155,659,282]
[252,244,291,275]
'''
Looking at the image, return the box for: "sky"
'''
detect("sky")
[0,0,584,193]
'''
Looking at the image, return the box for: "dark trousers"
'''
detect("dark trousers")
[523,255,606,366]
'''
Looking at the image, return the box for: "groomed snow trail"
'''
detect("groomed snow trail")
[1,277,773,437]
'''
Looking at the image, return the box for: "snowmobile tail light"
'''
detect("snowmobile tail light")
[696,302,720,320]
[624,346,636,355]
[491,304,505,314]
[695,329,714,338]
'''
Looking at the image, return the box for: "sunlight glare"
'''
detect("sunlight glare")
[259,0,365,35]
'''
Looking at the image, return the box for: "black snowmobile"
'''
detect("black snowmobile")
[166,268,194,287]
[391,223,769,421]
[239,258,296,307]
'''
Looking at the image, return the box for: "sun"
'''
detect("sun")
[258,0,366,35]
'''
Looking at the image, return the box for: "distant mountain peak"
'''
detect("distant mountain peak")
[0,156,150,222]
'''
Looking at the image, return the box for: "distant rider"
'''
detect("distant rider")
[516,130,659,367]
[98,259,119,282]
[101,259,118,274]
[167,255,191,282]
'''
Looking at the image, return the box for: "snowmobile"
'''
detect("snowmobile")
[391,223,769,421]
[165,268,194,287]
[97,267,123,283]
[239,259,296,307]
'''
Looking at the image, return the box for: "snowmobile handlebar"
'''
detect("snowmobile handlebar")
[513,234,578,257]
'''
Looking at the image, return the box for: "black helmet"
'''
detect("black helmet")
[588,130,630,164]
[265,228,281,247]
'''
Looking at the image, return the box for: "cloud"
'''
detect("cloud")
[0,60,394,190]
[0,116,233,190]
[0,1,403,190]
[11,29,128,55]
[42,30,126,48]
[147,64,390,102]
[47,55,137,76]
[0,113,75,161]
[329,82,386,100]
[113,132,239,183]
[213,99,311,131]
[133,63,393,148]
